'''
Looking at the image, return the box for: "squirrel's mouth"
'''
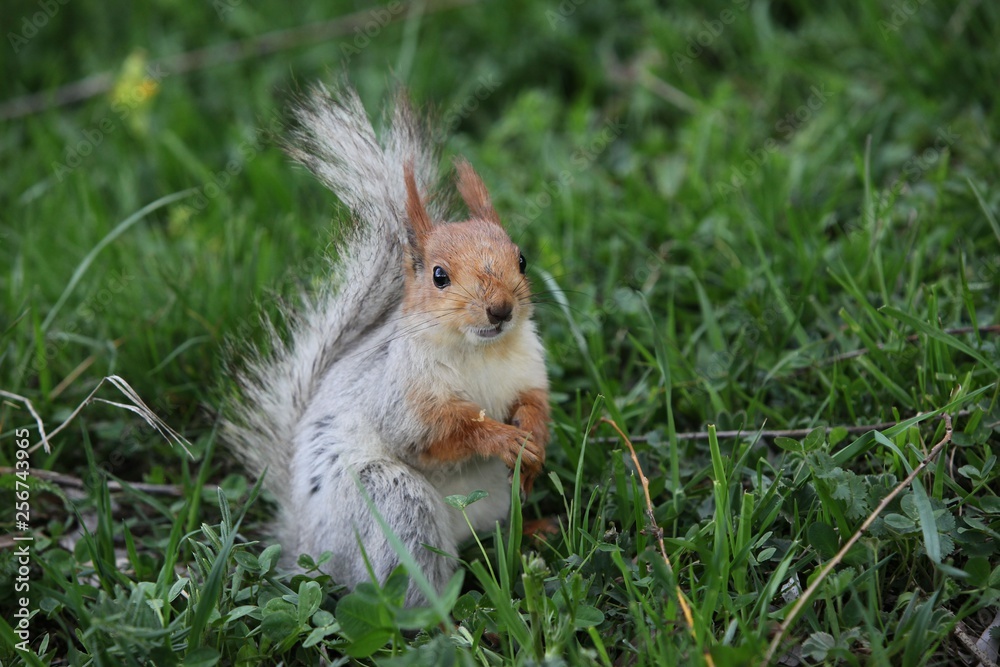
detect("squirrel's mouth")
[473,323,504,340]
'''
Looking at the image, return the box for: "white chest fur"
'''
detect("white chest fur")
[395,321,547,542]
[434,323,546,418]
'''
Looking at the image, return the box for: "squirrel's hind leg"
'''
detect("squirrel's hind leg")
[347,459,458,607]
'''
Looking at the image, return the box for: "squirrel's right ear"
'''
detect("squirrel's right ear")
[403,162,433,255]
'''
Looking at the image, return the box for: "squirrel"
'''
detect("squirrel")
[225,81,550,606]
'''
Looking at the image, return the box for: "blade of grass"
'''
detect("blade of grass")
[40,189,196,332]
[968,178,1000,246]
[880,306,998,375]
[765,414,954,663]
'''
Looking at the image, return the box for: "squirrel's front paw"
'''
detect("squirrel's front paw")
[485,423,544,492]
[510,404,549,452]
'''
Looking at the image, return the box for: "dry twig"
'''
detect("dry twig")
[599,417,713,664]
[0,389,51,452]
[1,375,191,456]
[593,409,970,444]
[954,620,999,667]
[763,413,954,664]
[0,467,182,496]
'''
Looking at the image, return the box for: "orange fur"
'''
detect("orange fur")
[403,161,433,247]
[400,218,530,343]
[506,388,550,492]
[508,388,550,449]
[454,158,501,226]
[415,391,546,492]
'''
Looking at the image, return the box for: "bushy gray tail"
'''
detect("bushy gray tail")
[224,82,443,505]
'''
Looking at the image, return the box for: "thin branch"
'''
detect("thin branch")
[0,72,114,121]
[604,51,701,114]
[954,620,999,667]
[0,0,476,121]
[593,409,971,444]
[763,413,954,665]
[637,70,702,114]
[598,418,700,641]
[0,467,182,496]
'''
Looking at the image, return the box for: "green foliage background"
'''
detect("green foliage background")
[1,0,999,664]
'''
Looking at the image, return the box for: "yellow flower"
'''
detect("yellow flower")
[109,49,160,136]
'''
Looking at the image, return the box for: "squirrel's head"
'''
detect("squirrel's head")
[401,158,533,347]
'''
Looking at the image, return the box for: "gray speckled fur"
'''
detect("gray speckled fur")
[224,82,542,606]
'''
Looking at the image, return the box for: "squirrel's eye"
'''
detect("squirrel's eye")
[518,252,526,275]
[432,266,450,288]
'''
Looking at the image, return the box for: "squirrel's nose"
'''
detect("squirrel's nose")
[486,302,513,325]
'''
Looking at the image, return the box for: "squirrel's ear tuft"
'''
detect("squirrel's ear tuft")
[454,157,501,226]
[404,161,433,251]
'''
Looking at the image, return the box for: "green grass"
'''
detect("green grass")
[2,0,999,664]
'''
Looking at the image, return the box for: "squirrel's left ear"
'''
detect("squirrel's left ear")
[403,162,432,258]
[454,157,501,226]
